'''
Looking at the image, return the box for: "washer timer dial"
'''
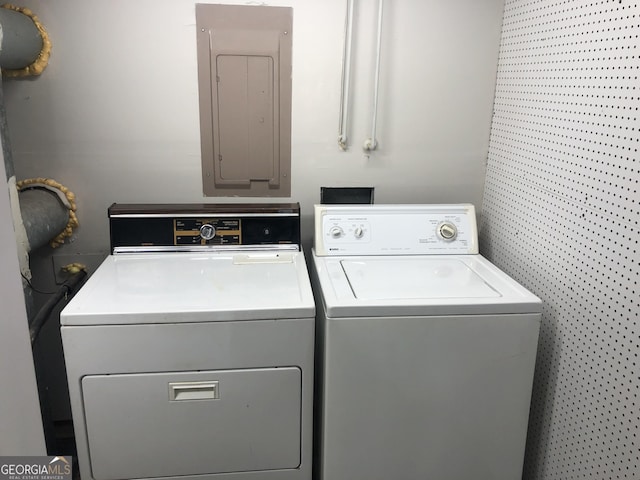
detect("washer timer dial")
[437,222,458,241]
[330,226,344,239]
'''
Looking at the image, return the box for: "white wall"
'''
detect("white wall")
[3,0,504,254]
[0,148,46,454]
[1,0,504,424]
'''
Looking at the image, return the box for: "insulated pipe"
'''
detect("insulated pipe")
[0,78,14,180]
[18,188,69,252]
[0,7,62,332]
[1,79,69,253]
[0,7,43,70]
[0,77,29,283]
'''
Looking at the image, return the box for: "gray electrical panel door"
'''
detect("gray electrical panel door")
[217,55,276,183]
[82,368,302,480]
[196,4,292,197]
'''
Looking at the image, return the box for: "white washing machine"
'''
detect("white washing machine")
[61,203,314,480]
[311,204,542,480]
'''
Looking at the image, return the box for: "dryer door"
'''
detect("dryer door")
[82,367,301,480]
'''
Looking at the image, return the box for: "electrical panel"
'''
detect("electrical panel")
[196,4,292,197]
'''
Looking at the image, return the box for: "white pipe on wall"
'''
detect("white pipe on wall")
[363,0,383,152]
[337,0,354,151]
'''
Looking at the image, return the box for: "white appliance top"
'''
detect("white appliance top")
[312,254,542,317]
[312,204,541,317]
[61,251,315,325]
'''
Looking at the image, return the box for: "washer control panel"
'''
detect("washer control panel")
[314,204,478,256]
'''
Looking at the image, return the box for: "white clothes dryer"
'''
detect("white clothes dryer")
[311,204,541,480]
[61,203,314,480]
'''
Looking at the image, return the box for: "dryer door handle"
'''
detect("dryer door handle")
[169,381,219,401]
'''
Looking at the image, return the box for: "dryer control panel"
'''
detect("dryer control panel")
[109,203,301,253]
[314,204,478,256]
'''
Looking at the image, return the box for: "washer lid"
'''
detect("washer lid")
[61,251,315,325]
[341,258,500,300]
[313,253,542,317]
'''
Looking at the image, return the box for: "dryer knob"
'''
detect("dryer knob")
[354,226,364,239]
[438,222,457,241]
[200,224,216,240]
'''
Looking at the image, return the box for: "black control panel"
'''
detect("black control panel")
[108,203,301,252]
[174,218,240,245]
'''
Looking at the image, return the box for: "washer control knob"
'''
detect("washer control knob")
[353,226,364,239]
[438,222,457,241]
[330,226,344,239]
[200,223,216,240]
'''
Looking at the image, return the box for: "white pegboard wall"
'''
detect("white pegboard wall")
[481,1,638,479]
